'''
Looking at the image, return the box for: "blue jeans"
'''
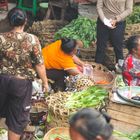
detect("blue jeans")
[95,18,126,64]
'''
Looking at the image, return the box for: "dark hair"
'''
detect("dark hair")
[61,38,76,54]
[69,108,113,140]
[126,35,140,53]
[7,8,27,27]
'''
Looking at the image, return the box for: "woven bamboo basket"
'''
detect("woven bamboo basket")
[82,62,115,89]
[21,125,36,140]
[86,61,109,72]
[43,127,70,140]
[30,101,48,125]
[86,62,115,89]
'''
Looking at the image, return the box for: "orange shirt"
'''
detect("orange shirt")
[42,40,76,70]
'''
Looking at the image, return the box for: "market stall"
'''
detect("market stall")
[1,1,140,140]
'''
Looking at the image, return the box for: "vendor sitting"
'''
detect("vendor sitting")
[123,35,140,86]
[42,38,84,91]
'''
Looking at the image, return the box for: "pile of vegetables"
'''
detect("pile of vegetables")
[113,129,140,140]
[27,20,68,47]
[49,134,70,140]
[126,6,140,24]
[115,75,125,87]
[65,86,108,109]
[54,16,96,48]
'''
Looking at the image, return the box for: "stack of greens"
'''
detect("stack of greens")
[49,134,71,140]
[113,129,140,140]
[54,16,96,48]
[126,6,140,24]
[65,86,108,109]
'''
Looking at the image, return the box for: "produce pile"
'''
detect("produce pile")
[124,6,140,40]
[46,86,108,127]
[49,134,70,140]
[27,20,68,47]
[65,86,108,109]
[54,16,96,48]
[65,75,94,92]
[113,129,140,140]
[126,6,140,24]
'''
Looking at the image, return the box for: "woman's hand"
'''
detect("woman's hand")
[110,19,117,28]
[43,82,49,92]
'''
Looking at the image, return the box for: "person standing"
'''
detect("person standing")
[95,0,133,66]
[0,8,49,140]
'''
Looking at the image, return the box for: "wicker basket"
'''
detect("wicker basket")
[21,125,35,140]
[92,71,115,90]
[43,127,70,140]
[85,62,115,89]
[30,101,48,125]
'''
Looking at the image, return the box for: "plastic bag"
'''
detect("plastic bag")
[83,64,93,79]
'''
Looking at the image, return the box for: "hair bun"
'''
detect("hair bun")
[8,8,27,27]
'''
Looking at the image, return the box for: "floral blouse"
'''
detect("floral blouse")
[122,54,140,86]
[0,32,44,80]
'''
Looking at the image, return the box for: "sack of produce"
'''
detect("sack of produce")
[27,20,68,47]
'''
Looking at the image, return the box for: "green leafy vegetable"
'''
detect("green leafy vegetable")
[113,129,140,140]
[126,6,140,24]
[65,86,108,109]
[54,16,96,48]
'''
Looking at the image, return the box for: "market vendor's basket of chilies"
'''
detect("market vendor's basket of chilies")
[46,86,108,128]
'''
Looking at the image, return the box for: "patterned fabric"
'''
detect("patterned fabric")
[122,54,140,86]
[0,32,44,80]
